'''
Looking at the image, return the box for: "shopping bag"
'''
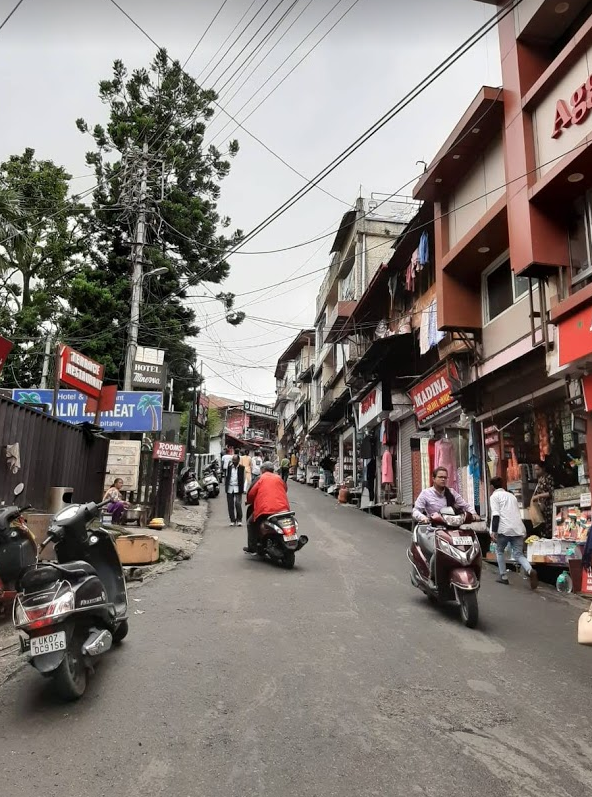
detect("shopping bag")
[578,602,592,645]
[528,500,545,528]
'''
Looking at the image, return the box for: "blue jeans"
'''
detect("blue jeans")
[496,534,531,576]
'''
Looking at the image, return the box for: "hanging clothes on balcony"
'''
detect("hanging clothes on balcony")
[427,299,446,349]
[418,231,429,267]
[419,306,430,354]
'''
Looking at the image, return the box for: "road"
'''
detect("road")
[1,482,591,797]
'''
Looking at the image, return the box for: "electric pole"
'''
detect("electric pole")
[40,333,53,389]
[123,141,149,391]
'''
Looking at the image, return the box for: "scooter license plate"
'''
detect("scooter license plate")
[30,631,66,657]
[284,534,297,541]
[452,536,473,546]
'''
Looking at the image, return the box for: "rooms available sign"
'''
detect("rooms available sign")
[409,364,459,425]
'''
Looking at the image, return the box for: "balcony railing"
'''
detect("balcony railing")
[324,300,357,344]
[315,252,341,316]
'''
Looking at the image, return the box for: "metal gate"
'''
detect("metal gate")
[398,415,416,507]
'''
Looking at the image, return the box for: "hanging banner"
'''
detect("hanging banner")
[12,389,163,432]
[59,344,104,399]
[195,393,209,429]
[409,363,459,425]
[0,335,13,374]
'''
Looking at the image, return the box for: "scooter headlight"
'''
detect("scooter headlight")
[437,538,465,562]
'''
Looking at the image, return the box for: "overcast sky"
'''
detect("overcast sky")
[0,0,501,404]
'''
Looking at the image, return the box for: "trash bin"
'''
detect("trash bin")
[48,486,74,515]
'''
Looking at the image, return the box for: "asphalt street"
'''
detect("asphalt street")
[1,482,591,797]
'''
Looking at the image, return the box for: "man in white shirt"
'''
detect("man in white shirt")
[221,448,233,479]
[490,477,538,589]
[250,450,263,486]
[225,455,245,527]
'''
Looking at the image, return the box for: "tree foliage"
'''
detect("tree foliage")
[60,50,242,404]
[0,149,88,386]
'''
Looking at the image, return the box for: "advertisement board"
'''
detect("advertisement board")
[409,364,459,425]
[12,389,163,432]
[59,345,104,399]
[153,441,186,462]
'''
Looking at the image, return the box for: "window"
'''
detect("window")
[483,257,529,323]
[568,194,592,290]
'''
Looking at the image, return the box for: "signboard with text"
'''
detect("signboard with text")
[358,384,382,430]
[59,345,104,399]
[244,400,277,420]
[558,305,592,367]
[12,389,163,432]
[153,441,186,462]
[409,364,459,425]
[132,360,167,390]
[0,335,13,374]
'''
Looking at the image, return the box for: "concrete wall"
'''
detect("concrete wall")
[514,0,544,36]
[481,293,533,359]
[448,134,505,248]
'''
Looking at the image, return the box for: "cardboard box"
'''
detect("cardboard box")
[115,534,159,565]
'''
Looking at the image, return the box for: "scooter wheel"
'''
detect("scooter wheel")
[459,591,479,629]
[281,551,296,570]
[113,619,129,643]
[53,641,87,701]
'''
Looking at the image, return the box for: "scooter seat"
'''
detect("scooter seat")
[54,560,98,578]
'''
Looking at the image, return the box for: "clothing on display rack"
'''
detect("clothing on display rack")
[420,438,431,490]
[434,437,458,491]
[367,458,377,503]
[381,449,394,485]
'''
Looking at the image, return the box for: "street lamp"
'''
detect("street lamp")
[143,267,167,279]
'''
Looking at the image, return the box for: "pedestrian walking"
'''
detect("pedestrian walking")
[225,454,245,527]
[319,453,335,487]
[280,455,290,483]
[490,477,538,589]
[240,449,252,490]
[221,447,233,479]
[531,460,555,539]
[250,450,263,486]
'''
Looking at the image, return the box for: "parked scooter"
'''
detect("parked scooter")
[0,484,37,610]
[14,497,128,701]
[407,507,482,628]
[245,505,308,569]
[200,462,220,498]
[183,471,200,505]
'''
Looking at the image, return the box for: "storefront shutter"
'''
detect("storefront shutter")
[399,415,416,506]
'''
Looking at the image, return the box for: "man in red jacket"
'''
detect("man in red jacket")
[244,462,290,553]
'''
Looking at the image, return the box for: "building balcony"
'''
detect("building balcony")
[315,252,341,319]
[275,381,300,407]
[296,354,315,383]
[324,301,357,344]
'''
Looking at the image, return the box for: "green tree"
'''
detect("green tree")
[61,50,242,404]
[0,149,88,386]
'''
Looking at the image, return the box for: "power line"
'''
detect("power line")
[182,0,232,70]
[209,0,353,147]
[194,0,259,83]
[219,0,522,256]
[0,0,25,33]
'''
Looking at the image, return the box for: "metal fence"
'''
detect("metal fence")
[0,396,110,511]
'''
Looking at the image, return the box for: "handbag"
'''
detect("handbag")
[528,500,545,528]
[578,602,592,645]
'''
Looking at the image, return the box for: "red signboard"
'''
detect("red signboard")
[59,344,104,399]
[226,411,246,438]
[558,305,592,366]
[152,441,186,462]
[409,364,459,424]
[0,335,13,374]
[552,75,592,138]
[85,384,118,415]
[581,566,592,595]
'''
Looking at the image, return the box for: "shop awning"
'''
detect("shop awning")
[349,333,415,378]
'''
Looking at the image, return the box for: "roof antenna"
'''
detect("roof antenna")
[416,160,427,172]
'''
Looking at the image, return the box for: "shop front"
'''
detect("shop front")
[408,360,481,513]
[356,382,395,509]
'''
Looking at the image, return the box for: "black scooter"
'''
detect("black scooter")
[14,498,128,701]
[245,505,308,569]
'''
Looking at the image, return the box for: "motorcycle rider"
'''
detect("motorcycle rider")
[412,466,476,577]
[243,461,290,554]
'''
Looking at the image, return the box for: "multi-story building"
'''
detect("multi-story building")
[274,330,315,476]
[308,195,418,485]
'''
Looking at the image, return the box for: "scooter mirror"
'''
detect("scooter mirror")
[13,483,25,497]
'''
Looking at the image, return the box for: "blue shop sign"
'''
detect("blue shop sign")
[11,389,163,433]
